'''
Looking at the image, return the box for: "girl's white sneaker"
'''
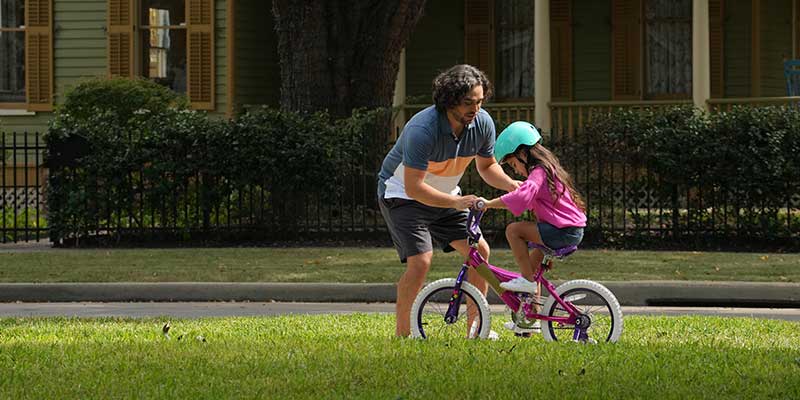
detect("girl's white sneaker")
[499,277,538,293]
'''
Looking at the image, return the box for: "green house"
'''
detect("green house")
[0,0,280,133]
[397,0,800,137]
[1,0,799,136]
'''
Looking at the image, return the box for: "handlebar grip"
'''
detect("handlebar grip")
[475,200,486,210]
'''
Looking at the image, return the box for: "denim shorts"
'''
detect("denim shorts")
[537,222,584,250]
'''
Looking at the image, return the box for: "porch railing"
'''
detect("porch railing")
[707,96,800,112]
[550,100,692,141]
[400,102,535,132]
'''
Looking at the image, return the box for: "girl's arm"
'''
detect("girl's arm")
[477,197,508,209]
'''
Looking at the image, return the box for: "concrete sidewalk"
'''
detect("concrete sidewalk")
[1,281,799,307]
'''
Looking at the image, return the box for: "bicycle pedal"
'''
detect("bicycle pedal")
[514,332,532,338]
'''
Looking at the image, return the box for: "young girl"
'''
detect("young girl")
[478,121,586,295]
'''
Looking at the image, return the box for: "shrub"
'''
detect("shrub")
[57,77,188,124]
[576,106,709,183]
[226,106,385,195]
[1,206,47,242]
[576,105,800,241]
[45,78,389,243]
[706,106,800,198]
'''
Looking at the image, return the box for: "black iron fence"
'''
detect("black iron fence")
[1,132,47,243]
[2,129,798,248]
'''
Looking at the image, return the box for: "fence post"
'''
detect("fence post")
[672,184,680,239]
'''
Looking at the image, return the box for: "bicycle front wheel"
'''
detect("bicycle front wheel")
[541,279,623,343]
[410,278,492,340]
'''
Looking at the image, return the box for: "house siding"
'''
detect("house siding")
[234,0,280,110]
[405,0,465,100]
[573,0,611,101]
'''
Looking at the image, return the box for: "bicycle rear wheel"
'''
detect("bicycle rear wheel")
[541,279,623,343]
[410,278,491,339]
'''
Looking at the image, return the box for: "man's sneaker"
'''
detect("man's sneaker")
[499,277,538,293]
[503,320,541,335]
[487,330,500,341]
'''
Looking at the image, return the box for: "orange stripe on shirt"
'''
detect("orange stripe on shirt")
[427,156,475,177]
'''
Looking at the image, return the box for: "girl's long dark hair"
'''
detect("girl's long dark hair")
[512,143,586,212]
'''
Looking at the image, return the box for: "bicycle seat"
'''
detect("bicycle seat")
[528,242,578,259]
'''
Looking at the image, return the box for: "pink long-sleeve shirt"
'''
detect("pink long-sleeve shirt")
[500,167,586,228]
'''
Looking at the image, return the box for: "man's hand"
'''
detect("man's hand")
[509,180,523,191]
[452,195,479,210]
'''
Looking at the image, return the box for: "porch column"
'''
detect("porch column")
[392,49,407,141]
[693,0,711,111]
[534,0,551,133]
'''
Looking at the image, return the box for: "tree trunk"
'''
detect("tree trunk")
[271,0,426,118]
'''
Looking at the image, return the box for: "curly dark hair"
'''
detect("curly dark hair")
[432,64,493,111]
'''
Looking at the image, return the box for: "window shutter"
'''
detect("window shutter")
[550,0,572,100]
[464,0,495,81]
[108,0,134,78]
[188,0,215,110]
[709,0,724,98]
[796,0,800,59]
[612,0,641,100]
[25,0,53,111]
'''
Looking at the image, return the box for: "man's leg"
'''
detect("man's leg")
[448,238,490,294]
[396,250,432,337]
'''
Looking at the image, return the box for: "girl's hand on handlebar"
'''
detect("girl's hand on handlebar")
[472,197,489,210]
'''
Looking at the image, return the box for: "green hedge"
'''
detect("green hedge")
[42,78,800,246]
[576,105,800,206]
[45,79,385,244]
[556,105,800,245]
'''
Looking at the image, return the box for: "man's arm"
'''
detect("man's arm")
[405,166,477,210]
[475,155,520,192]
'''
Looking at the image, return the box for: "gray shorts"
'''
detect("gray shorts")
[379,197,468,263]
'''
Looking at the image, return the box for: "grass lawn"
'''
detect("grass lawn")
[0,247,798,283]
[0,314,797,399]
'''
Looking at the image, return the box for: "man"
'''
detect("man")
[377,64,520,337]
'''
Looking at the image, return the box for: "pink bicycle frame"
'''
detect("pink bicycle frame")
[452,208,581,328]
[465,248,578,326]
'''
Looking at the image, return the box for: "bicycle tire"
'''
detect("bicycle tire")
[541,279,623,343]
[410,278,492,339]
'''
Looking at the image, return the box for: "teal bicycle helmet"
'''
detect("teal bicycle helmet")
[494,121,541,162]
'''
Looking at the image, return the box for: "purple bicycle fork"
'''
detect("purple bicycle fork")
[444,265,469,323]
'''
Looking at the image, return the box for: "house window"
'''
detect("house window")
[0,0,25,104]
[644,0,692,98]
[139,0,187,93]
[495,0,534,99]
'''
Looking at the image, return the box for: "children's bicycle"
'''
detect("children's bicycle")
[410,204,623,342]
